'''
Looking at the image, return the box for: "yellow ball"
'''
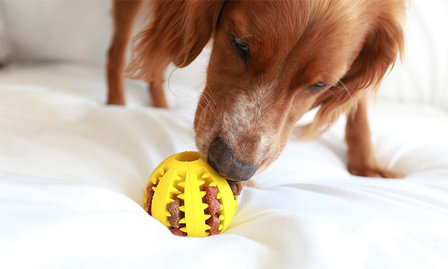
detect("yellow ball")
[143,151,239,237]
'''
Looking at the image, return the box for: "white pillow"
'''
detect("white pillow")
[378,0,448,109]
[0,3,10,65]
[1,0,113,65]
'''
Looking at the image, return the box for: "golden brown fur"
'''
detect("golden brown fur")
[108,0,406,179]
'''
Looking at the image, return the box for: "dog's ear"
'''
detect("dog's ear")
[127,0,226,81]
[300,1,406,138]
[338,2,406,95]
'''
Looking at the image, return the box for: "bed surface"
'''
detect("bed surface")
[1,62,447,269]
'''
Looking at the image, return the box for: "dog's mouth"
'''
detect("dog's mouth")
[206,137,258,182]
[207,154,256,182]
[225,180,243,196]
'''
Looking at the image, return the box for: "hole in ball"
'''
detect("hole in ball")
[175,152,201,162]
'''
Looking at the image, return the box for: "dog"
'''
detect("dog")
[107,0,406,182]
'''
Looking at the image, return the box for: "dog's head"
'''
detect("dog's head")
[129,0,405,181]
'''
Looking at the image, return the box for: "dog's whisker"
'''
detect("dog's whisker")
[338,80,352,99]
[202,93,211,108]
[201,92,212,109]
[320,71,352,99]
[197,101,206,112]
[204,86,217,106]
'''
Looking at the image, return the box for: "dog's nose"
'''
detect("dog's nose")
[207,137,258,182]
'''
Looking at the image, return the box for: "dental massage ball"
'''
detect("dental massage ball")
[143,151,239,237]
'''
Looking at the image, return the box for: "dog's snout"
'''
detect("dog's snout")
[207,137,258,181]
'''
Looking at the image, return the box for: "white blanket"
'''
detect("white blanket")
[1,63,448,269]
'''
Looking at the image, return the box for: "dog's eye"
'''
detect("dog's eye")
[307,82,327,91]
[230,34,250,61]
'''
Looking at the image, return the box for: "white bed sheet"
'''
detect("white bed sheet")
[1,63,448,269]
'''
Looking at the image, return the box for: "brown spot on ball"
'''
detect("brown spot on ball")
[203,186,221,235]
[171,228,187,236]
[146,185,155,214]
[167,198,184,229]
[207,215,220,235]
